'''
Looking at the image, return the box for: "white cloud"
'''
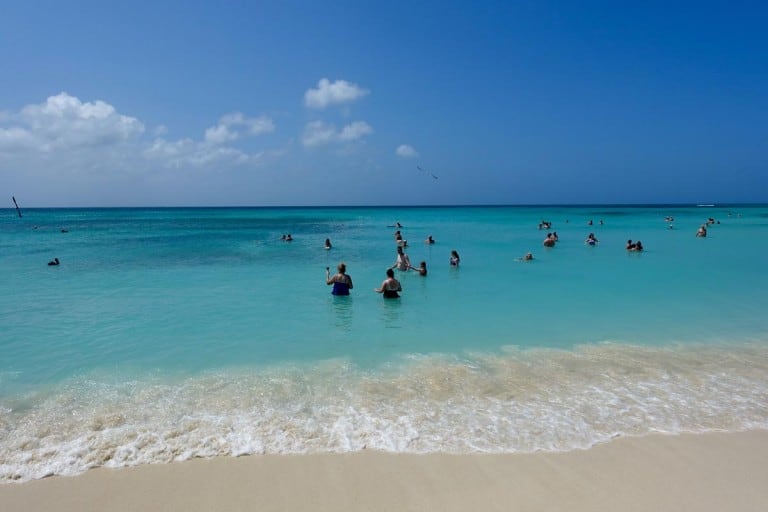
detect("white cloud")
[219,112,275,135]
[0,126,37,151]
[204,124,239,144]
[144,137,254,168]
[396,144,419,158]
[304,78,369,109]
[301,121,337,147]
[339,121,373,141]
[0,92,144,152]
[302,120,373,147]
[204,112,275,145]
[0,93,279,174]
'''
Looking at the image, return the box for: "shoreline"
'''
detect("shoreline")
[2,430,767,512]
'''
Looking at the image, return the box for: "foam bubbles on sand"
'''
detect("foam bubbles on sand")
[2,341,768,482]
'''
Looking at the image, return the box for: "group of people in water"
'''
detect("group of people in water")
[323,212,725,294]
[543,232,559,247]
[325,212,719,298]
[696,217,719,237]
[45,214,726,285]
[323,223,461,299]
[325,261,411,300]
[539,218,643,251]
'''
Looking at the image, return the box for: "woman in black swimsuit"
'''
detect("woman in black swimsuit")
[375,268,402,298]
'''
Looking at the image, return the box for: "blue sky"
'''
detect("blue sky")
[1,1,766,206]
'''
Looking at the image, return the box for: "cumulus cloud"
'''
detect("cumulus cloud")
[0,126,37,151]
[204,124,239,144]
[302,120,373,147]
[144,137,254,168]
[204,112,275,145]
[304,78,369,109]
[220,112,275,135]
[0,93,278,174]
[339,121,373,141]
[0,92,144,152]
[301,121,336,147]
[396,144,419,158]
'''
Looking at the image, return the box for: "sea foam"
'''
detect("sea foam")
[2,341,767,483]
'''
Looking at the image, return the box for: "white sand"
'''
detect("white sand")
[2,430,767,512]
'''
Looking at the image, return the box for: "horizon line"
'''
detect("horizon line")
[3,202,767,210]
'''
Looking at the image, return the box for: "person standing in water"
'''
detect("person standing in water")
[375,268,402,298]
[411,261,428,276]
[326,263,353,295]
[391,246,411,271]
[450,250,460,266]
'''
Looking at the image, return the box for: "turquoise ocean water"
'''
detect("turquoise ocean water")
[2,205,768,482]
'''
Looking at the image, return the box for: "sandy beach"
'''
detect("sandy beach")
[2,430,766,512]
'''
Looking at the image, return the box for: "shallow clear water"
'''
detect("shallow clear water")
[1,205,767,481]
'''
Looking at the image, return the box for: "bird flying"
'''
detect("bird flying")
[416,166,438,180]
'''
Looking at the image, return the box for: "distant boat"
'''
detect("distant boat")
[696,204,715,207]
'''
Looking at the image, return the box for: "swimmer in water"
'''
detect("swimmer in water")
[48,257,60,266]
[450,250,460,267]
[324,238,332,249]
[326,262,353,295]
[425,235,435,244]
[391,246,411,271]
[375,268,402,298]
[411,261,428,276]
